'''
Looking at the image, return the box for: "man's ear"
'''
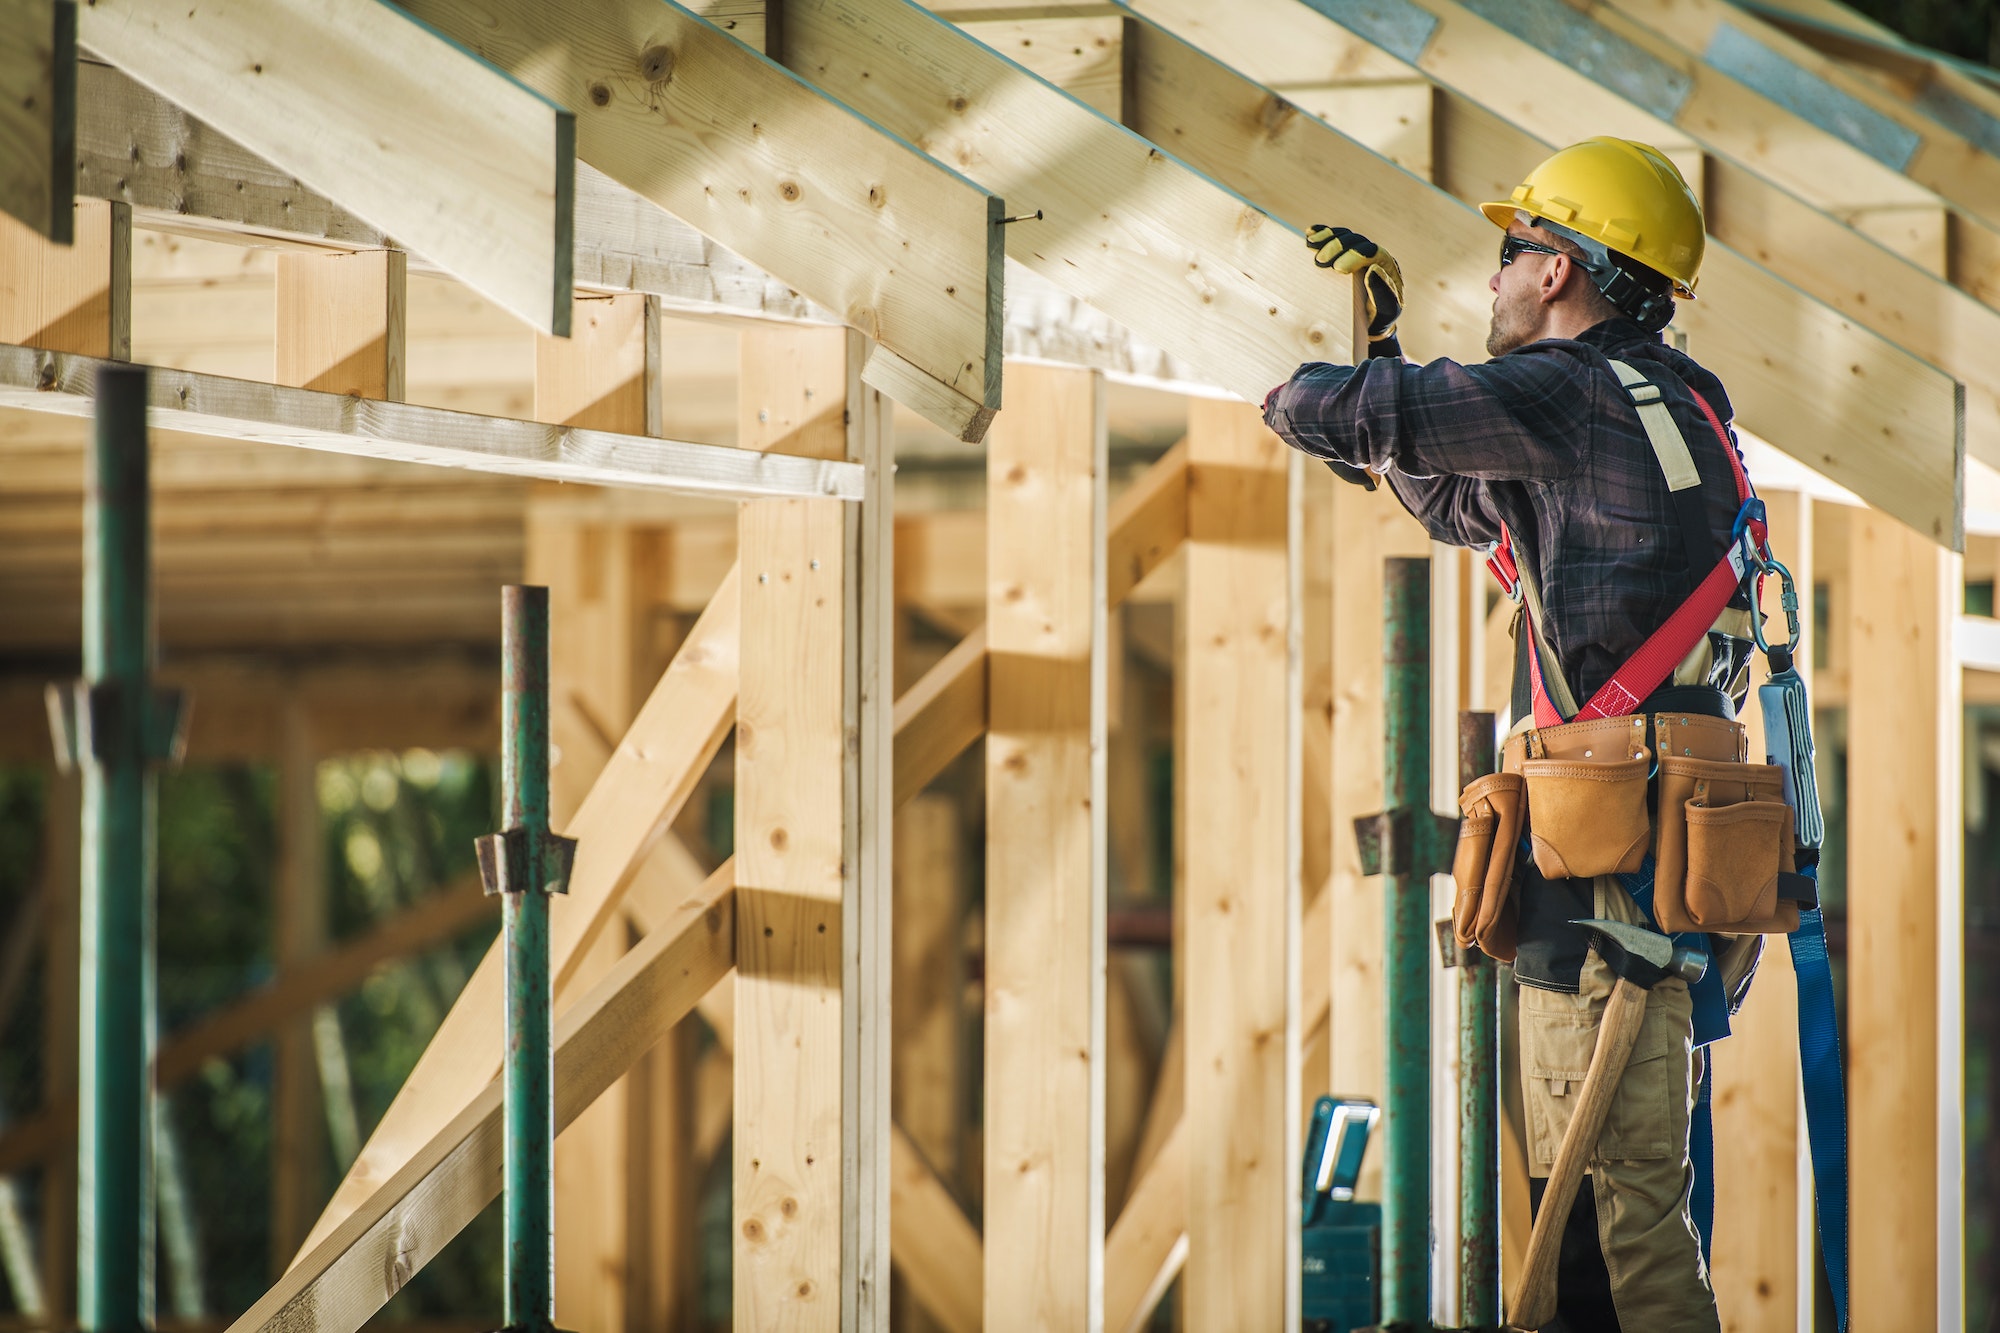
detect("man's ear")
[1538,255,1569,306]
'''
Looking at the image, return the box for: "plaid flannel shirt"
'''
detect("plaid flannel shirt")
[1262,318,1754,705]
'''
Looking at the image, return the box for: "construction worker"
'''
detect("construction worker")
[1263,138,1761,1331]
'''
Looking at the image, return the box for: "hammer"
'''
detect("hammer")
[1508,918,1707,1331]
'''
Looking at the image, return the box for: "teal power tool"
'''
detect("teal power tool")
[1302,1096,1382,1332]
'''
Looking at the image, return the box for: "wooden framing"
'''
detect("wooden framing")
[0,0,75,242]
[79,0,575,337]
[0,345,862,499]
[772,0,1357,406]
[982,362,1108,1328]
[1125,0,1968,548]
[274,249,407,401]
[402,0,1005,442]
[0,198,127,359]
[1180,398,1300,1327]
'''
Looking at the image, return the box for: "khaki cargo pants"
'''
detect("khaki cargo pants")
[1519,879,1720,1333]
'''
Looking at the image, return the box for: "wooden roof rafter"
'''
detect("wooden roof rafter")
[1116,0,1966,548]
[0,0,76,243]
[78,0,579,338]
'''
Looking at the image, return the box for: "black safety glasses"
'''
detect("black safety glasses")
[1498,235,1565,269]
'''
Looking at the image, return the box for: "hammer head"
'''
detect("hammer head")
[1570,918,1707,989]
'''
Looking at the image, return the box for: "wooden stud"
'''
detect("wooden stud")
[403,0,1004,442]
[1710,490,1808,1326]
[774,0,1355,407]
[0,197,127,358]
[0,0,76,243]
[274,249,407,401]
[1180,398,1298,1327]
[270,700,325,1276]
[80,0,574,336]
[1846,502,1960,1328]
[983,361,1108,1329]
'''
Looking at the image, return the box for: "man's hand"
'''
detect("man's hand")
[1306,225,1403,350]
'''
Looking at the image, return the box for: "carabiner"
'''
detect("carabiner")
[1751,556,1804,657]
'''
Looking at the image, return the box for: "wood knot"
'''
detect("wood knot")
[769,827,788,851]
[796,1280,816,1299]
[640,44,675,83]
[587,82,611,107]
[742,1218,766,1242]
[781,1196,800,1217]
[780,180,802,202]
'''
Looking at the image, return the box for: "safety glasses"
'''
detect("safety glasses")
[1499,235,1565,269]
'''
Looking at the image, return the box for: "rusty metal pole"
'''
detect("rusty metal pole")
[477,586,573,1333]
[1381,556,1437,1325]
[1458,712,1500,1328]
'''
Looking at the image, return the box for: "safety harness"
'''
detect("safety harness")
[1483,356,1851,1329]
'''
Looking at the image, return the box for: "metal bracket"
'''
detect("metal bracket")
[45,679,189,774]
[1435,918,1489,970]
[476,826,577,898]
[1353,806,1459,878]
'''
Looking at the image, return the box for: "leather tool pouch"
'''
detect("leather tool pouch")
[1452,772,1526,961]
[1518,716,1652,879]
[1654,755,1798,934]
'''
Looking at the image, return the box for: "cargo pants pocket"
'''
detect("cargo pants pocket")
[1519,977,1692,1175]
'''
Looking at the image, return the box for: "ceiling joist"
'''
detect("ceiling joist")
[0,0,76,242]
[402,0,1007,442]
[0,344,864,501]
[78,0,577,337]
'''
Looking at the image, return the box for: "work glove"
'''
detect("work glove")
[1306,225,1404,355]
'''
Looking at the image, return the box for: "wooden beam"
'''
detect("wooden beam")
[0,0,76,243]
[983,362,1107,1328]
[1180,398,1298,1326]
[1118,0,1967,548]
[0,198,126,358]
[224,867,735,1333]
[80,0,575,336]
[0,344,864,500]
[274,249,406,401]
[1846,502,1960,1327]
[402,0,1005,442]
[269,702,325,1276]
[297,565,741,1260]
[773,0,1353,407]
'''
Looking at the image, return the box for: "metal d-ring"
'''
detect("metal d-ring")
[1750,555,1804,657]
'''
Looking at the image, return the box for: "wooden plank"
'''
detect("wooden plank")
[1846,502,1958,1328]
[297,565,741,1261]
[225,868,736,1333]
[734,324,865,1328]
[275,249,406,401]
[402,0,1004,442]
[891,794,965,1333]
[270,702,325,1276]
[1124,0,1967,548]
[953,14,1129,120]
[1710,489,1807,1328]
[1180,398,1298,1327]
[0,198,126,357]
[1104,1116,1188,1333]
[1106,438,1188,607]
[983,361,1107,1329]
[888,1126,983,1333]
[536,292,661,437]
[0,0,75,242]
[0,344,864,500]
[80,0,574,336]
[774,0,1354,407]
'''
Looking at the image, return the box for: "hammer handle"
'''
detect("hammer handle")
[1509,976,1650,1330]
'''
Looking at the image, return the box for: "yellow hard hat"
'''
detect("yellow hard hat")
[1480,137,1705,297]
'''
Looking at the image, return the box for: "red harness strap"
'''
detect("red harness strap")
[1493,384,1765,727]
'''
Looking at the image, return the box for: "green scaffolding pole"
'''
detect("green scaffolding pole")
[476,586,573,1333]
[66,364,183,1330]
[1457,711,1500,1329]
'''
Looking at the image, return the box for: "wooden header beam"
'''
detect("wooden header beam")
[403,0,1006,442]
[78,0,575,337]
[0,344,863,500]
[0,0,76,243]
[772,0,1354,407]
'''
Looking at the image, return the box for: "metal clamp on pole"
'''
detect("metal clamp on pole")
[476,586,576,1333]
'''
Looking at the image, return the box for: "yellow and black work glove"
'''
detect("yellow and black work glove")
[1306,225,1404,358]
